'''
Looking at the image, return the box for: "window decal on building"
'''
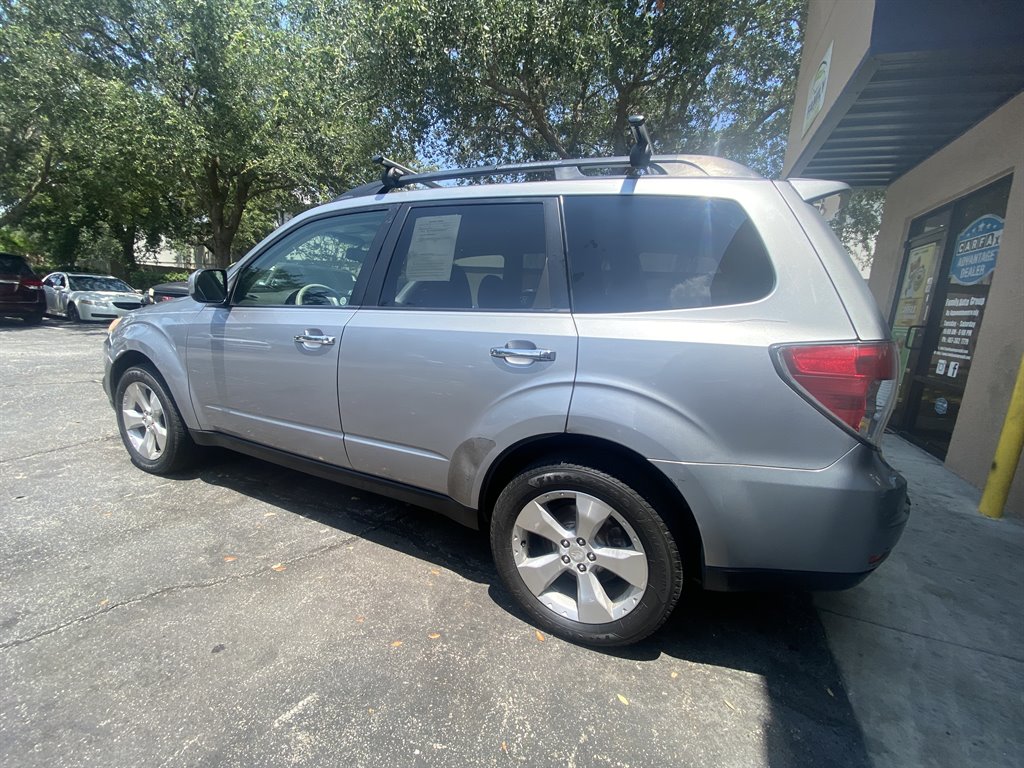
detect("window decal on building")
[802,41,833,136]
[950,214,1003,285]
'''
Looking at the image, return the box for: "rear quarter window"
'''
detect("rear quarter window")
[562,196,775,312]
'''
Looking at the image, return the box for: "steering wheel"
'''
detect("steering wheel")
[295,283,343,306]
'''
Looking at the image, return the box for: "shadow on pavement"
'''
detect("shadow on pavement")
[190,449,872,768]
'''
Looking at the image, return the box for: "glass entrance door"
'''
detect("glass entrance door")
[889,175,1012,458]
[890,231,947,423]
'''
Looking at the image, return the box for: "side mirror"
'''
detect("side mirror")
[189,269,228,304]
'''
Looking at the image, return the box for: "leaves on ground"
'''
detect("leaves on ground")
[223,555,237,562]
[616,694,629,706]
[428,632,441,639]
[390,640,403,648]
[355,616,365,623]
[724,698,736,711]
[534,630,545,642]
[271,563,286,572]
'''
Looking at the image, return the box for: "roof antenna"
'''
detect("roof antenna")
[373,155,441,189]
[627,115,652,174]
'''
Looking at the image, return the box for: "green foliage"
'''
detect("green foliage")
[831,188,885,271]
[347,0,805,175]
[128,269,190,291]
[4,0,880,272]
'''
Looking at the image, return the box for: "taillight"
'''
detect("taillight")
[20,277,43,288]
[773,342,898,444]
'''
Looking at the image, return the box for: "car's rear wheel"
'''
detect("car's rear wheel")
[67,303,80,323]
[490,463,683,646]
[115,366,198,474]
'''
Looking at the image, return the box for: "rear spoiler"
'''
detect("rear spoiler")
[787,178,852,206]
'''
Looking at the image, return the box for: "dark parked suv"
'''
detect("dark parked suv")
[104,147,909,645]
[0,253,46,324]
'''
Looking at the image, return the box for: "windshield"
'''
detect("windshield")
[69,276,134,292]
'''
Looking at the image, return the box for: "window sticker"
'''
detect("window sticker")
[406,214,461,281]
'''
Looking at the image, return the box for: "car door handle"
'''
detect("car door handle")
[294,332,336,346]
[490,346,556,362]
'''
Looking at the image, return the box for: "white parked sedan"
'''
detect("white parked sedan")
[42,272,144,322]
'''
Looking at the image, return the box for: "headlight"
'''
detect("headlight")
[79,298,108,307]
[107,317,122,334]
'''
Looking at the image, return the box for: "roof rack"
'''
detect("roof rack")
[335,117,759,200]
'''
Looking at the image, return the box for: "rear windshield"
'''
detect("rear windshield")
[562,196,775,312]
[0,254,33,276]
[69,276,133,292]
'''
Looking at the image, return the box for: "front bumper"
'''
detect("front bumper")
[653,443,909,590]
[77,302,142,322]
[102,338,115,407]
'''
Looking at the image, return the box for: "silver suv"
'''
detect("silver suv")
[104,152,909,645]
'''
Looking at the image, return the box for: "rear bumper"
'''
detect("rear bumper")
[0,296,45,318]
[653,443,909,590]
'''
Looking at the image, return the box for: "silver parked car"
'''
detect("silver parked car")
[103,149,908,645]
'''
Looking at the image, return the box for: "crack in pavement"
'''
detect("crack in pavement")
[0,518,397,652]
[0,434,120,465]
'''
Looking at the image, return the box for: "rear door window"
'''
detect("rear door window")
[562,196,775,312]
[379,202,565,310]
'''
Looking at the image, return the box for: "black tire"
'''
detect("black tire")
[67,303,80,323]
[114,365,198,474]
[23,314,43,325]
[490,463,683,646]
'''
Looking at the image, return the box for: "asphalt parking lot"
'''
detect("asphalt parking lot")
[2,316,874,767]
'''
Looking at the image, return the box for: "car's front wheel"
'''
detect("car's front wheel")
[490,463,683,646]
[67,303,80,323]
[115,366,198,474]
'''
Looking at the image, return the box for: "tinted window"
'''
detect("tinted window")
[0,254,32,276]
[235,210,388,307]
[563,196,774,312]
[381,203,560,310]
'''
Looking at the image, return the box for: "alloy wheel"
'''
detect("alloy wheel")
[511,490,649,623]
[121,381,167,460]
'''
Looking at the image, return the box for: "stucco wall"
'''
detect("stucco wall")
[782,0,875,176]
[869,93,1024,516]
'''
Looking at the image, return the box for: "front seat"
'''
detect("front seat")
[401,265,472,308]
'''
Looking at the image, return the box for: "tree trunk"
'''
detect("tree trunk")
[109,223,137,279]
[204,157,249,268]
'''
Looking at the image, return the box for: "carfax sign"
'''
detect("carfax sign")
[950,214,1003,285]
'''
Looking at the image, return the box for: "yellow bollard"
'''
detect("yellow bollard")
[979,355,1024,519]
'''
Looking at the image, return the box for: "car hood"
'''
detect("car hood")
[69,291,142,302]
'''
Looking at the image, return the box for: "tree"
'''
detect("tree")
[347,0,805,175]
[830,188,885,273]
[0,0,85,229]
[3,0,399,268]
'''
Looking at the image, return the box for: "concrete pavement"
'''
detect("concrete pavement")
[817,436,1023,768]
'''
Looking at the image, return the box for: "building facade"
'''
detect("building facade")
[783,0,1024,516]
